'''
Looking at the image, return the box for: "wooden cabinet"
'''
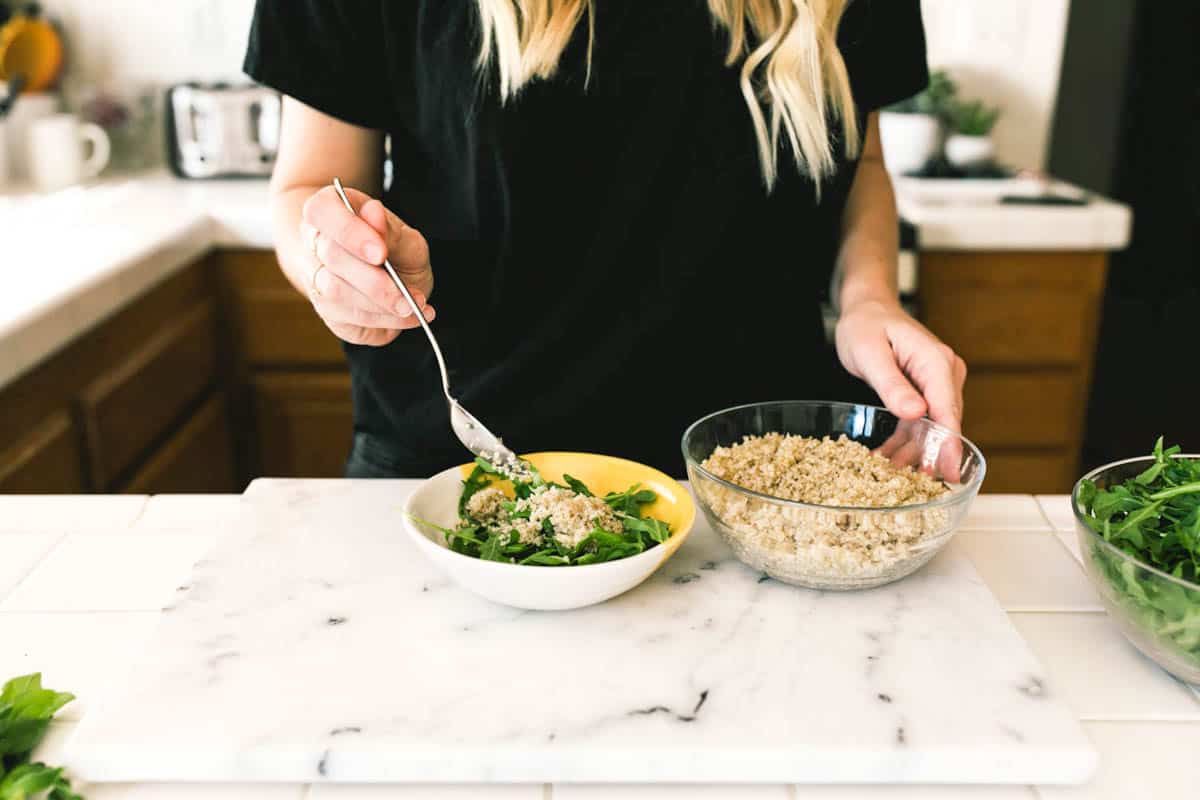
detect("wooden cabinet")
[919,251,1108,493]
[0,411,84,493]
[123,391,238,494]
[0,250,351,493]
[250,373,354,478]
[215,250,354,479]
[80,303,220,488]
[0,261,237,493]
[217,250,345,367]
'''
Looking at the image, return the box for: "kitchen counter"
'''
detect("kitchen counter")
[1,489,1196,799]
[893,177,1132,252]
[0,172,1132,393]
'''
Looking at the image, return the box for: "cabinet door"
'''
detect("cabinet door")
[80,302,220,489]
[0,411,84,493]
[123,391,238,494]
[217,250,345,366]
[250,372,353,478]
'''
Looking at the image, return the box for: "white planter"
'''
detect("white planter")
[944,134,995,169]
[878,111,941,175]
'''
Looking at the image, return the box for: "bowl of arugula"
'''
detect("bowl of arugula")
[1073,438,1200,685]
[403,452,695,610]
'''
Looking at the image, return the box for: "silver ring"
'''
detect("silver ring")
[309,227,321,260]
[312,263,328,296]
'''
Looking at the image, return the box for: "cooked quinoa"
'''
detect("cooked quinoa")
[698,433,953,587]
[462,485,626,550]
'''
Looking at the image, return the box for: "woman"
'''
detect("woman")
[245,0,966,478]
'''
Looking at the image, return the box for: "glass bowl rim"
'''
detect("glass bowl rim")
[1071,453,1200,592]
[680,399,987,513]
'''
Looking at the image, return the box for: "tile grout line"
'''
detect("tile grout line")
[0,532,67,607]
[0,608,166,617]
[1032,496,1058,531]
[125,495,152,529]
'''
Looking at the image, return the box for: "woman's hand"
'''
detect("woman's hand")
[835,299,967,481]
[835,299,967,432]
[299,184,435,347]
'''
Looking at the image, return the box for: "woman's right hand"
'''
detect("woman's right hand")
[299,184,435,347]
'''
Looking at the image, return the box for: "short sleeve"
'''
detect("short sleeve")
[838,0,930,113]
[243,0,396,130]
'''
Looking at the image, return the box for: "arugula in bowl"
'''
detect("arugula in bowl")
[1076,438,1200,667]
[415,457,673,567]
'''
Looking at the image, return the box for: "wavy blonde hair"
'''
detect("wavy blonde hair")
[475,0,860,189]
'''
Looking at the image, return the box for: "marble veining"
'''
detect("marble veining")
[67,479,1095,785]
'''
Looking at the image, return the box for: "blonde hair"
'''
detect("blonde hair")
[475,0,860,190]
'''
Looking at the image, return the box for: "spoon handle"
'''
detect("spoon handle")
[331,178,452,399]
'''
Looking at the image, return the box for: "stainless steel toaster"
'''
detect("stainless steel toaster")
[165,83,281,179]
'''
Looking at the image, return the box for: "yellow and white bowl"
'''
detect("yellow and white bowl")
[403,452,695,610]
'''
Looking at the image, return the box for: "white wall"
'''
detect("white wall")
[43,0,1069,171]
[45,0,255,85]
[921,0,1071,171]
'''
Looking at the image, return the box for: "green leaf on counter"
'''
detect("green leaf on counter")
[0,674,81,799]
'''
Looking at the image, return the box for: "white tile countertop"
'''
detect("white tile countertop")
[0,171,1132,393]
[0,491,1196,799]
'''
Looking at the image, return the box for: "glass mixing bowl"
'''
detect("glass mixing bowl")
[682,401,986,590]
[1072,456,1200,685]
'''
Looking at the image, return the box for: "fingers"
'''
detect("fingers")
[854,331,928,420]
[302,185,388,265]
[911,345,961,434]
[326,322,401,348]
[310,269,435,331]
[937,435,965,485]
[309,221,428,319]
[899,333,967,482]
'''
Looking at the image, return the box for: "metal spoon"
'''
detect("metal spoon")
[331,178,517,466]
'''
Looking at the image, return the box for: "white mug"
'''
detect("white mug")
[5,92,59,181]
[0,122,8,186]
[28,113,111,190]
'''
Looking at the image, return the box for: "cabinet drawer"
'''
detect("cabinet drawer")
[963,371,1083,448]
[919,251,1107,367]
[0,410,84,493]
[81,302,219,488]
[124,391,237,494]
[981,449,1078,494]
[217,250,345,366]
[251,372,353,478]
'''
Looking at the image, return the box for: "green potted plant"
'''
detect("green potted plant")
[878,70,956,175]
[943,99,1001,169]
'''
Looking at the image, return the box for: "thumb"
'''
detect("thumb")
[852,333,927,420]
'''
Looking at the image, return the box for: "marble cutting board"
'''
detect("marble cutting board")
[68,479,1095,784]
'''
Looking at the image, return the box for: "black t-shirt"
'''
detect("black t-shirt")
[244,0,928,477]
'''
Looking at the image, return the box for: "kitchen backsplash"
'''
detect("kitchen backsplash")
[42,0,1069,172]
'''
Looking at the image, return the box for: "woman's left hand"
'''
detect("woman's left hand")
[834,299,967,433]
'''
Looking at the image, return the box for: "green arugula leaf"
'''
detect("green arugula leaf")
[563,474,593,497]
[519,551,571,566]
[479,534,507,563]
[0,675,79,799]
